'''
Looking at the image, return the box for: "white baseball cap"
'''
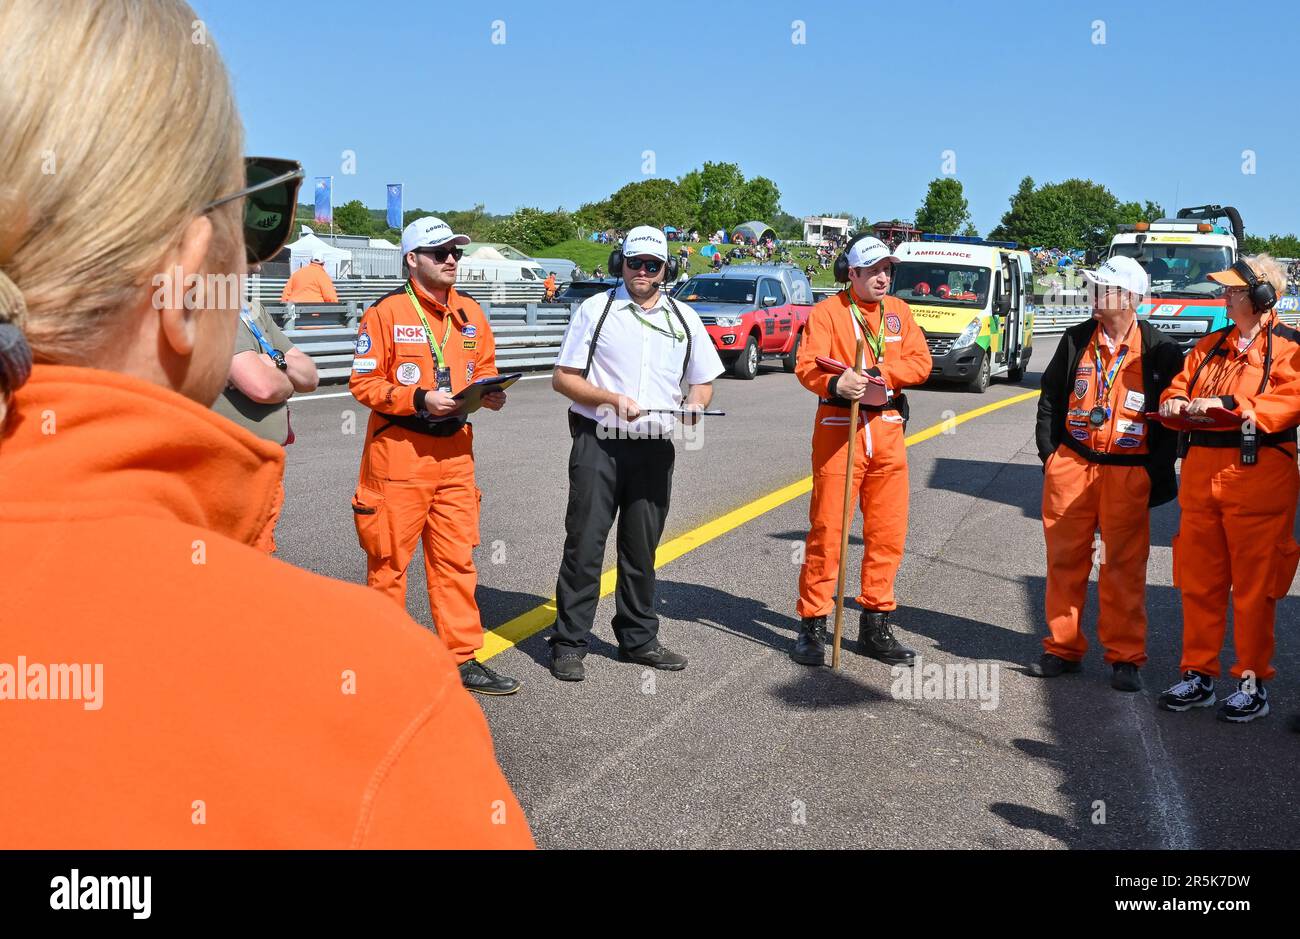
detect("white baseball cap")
[310,250,325,263]
[401,216,471,257]
[1082,255,1149,296]
[621,226,668,261]
[846,236,901,270]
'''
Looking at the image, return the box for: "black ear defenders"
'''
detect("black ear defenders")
[1231,259,1277,312]
[608,249,678,282]
[834,233,877,284]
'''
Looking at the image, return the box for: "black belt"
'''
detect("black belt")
[372,411,466,439]
[1184,428,1296,450]
[1061,433,1148,467]
[819,391,909,418]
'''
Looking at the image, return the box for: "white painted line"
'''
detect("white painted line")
[1128,695,1197,849]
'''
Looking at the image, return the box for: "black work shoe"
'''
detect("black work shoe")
[1029,652,1083,677]
[857,611,915,667]
[1111,662,1143,692]
[549,649,586,682]
[1158,671,1215,712]
[790,615,828,666]
[1216,680,1269,723]
[459,660,521,696]
[618,642,687,671]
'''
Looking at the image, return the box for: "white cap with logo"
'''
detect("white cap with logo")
[1082,255,1149,297]
[310,250,325,263]
[401,216,472,257]
[621,226,669,261]
[846,236,902,270]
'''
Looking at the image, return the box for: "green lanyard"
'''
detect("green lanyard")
[405,281,453,368]
[847,293,885,364]
[1092,322,1133,409]
[629,299,685,342]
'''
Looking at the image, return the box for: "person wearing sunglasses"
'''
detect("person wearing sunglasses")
[1155,253,1300,723]
[348,216,520,696]
[0,0,530,849]
[548,226,724,682]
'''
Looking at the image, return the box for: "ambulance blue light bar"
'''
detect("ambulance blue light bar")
[919,234,1019,249]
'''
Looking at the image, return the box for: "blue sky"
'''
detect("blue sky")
[194,0,1300,236]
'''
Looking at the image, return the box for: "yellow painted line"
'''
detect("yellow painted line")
[478,388,1040,661]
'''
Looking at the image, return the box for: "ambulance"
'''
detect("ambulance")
[1102,205,1239,352]
[890,235,1035,392]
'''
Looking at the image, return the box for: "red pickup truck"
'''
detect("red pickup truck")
[671,264,815,379]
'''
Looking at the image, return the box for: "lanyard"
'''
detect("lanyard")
[241,306,284,364]
[847,294,884,364]
[404,281,453,368]
[629,299,685,342]
[1092,322,1133,409]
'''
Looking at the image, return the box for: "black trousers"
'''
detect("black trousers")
[552,416,675,652]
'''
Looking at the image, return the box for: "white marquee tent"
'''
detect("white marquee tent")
[284,227,353,279]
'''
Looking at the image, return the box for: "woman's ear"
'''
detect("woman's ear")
[158,214,214,357]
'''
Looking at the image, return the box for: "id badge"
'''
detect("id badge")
[435,367,452,392]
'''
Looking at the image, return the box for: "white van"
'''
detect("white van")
[890,236,1035,392]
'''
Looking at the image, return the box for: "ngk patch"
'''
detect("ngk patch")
[394,324,425,343]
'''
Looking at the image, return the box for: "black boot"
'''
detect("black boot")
[858,610,915,666]
[790,615,828,666]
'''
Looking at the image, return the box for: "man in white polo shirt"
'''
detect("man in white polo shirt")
[548,225,725,681]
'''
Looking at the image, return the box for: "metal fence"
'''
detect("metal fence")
[276,293,1300,384]
[253,275,544,308]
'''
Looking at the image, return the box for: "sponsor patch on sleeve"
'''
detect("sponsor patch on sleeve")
[354,331,371,355]
[352,357,377,374]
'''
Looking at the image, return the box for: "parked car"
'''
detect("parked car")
[555,278,620,305]
[672,265,814,379]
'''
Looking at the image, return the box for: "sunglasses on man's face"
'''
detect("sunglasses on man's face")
[204,157,304,264]
[624,257,663,274]
[417,246,464,263]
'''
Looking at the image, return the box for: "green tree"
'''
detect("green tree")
[914,178,971,236]
[485,207,578,254]
[605,179,694,230]
[961,222,980,238]
[736,176,781,225]
[678,161,746,233]
[989,178,1156,250]
[334,199,375,236]
[988,176,1036,244]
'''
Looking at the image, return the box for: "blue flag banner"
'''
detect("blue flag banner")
[386,184,403,230]
[314,177,332,224]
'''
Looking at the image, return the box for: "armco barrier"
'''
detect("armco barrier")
[270,297,1300,384]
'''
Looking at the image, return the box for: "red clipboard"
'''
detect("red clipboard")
[817,356,887,406]
[1146,408,1244,432]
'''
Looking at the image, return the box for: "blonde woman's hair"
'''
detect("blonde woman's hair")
[0,0,245,424]
[1242,252,1287,302]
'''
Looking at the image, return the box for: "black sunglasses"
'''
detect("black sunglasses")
[416,246,464,263]
[204,156,304,264]
[625,257,663,274]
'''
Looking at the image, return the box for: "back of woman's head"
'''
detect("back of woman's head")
[0,0,245,423]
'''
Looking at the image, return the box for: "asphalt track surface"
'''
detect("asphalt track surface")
[278,338,1300,850]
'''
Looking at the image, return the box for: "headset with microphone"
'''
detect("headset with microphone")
[608,247,679,282]
[1231,259,1278,313]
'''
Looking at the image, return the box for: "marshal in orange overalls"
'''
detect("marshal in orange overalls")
[1042,322,1154,665]
[794,290,932,616]
[1161,315,1300,682]
[349,280,497,664]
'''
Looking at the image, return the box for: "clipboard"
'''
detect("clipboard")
[453,373,522,415]
[817,356,887,406]
[643,408,727,417]
[1146,408,1244,432]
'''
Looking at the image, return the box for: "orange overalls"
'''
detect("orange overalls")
[1042,322,1152,665]
[281,262,339,303]
[349,281,498,664]
[1161,316,1300,682]
[794,291,932,617]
